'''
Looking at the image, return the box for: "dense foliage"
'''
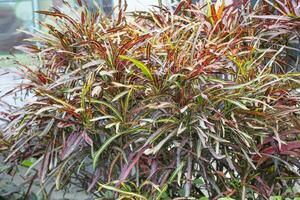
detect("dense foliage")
[1,0,300,199]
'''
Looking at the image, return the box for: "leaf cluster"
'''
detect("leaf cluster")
[1,0,300,199]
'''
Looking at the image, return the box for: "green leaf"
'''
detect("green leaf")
[99,183,147,200]
[269,196,282,200]
[206,0,214,24]
[123,89,133,120]
[119,55,154,81]
[112,90,129,102]
[156,162,185,200]
[21,158,36,168]
[90,115,116,122]
[225,98,249,110]
[91,100,123,121]
[56,155,73,190]
[92,128,144,170]
[193,178,204,186]
[93,132,125,170]
[218,198,235,200]
[199,197,209,200]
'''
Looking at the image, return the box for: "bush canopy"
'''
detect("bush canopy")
[1,0,300,199]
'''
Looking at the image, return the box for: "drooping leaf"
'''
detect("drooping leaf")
[119,55,154,81]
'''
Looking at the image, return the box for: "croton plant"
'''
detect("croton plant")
[1,0,300,199]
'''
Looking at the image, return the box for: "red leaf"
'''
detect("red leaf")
[60,132,83,159]
[253,140,300,161]
[39,144,51,183]
[257,129,300,150]
[81,11,85,25]
[82,130,93,147]
[88,167,101,192]
[117,146,149,185]
[77,0,82,7]
[116,34,151,68]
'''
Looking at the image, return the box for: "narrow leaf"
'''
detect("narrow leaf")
[119,55,154,81]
